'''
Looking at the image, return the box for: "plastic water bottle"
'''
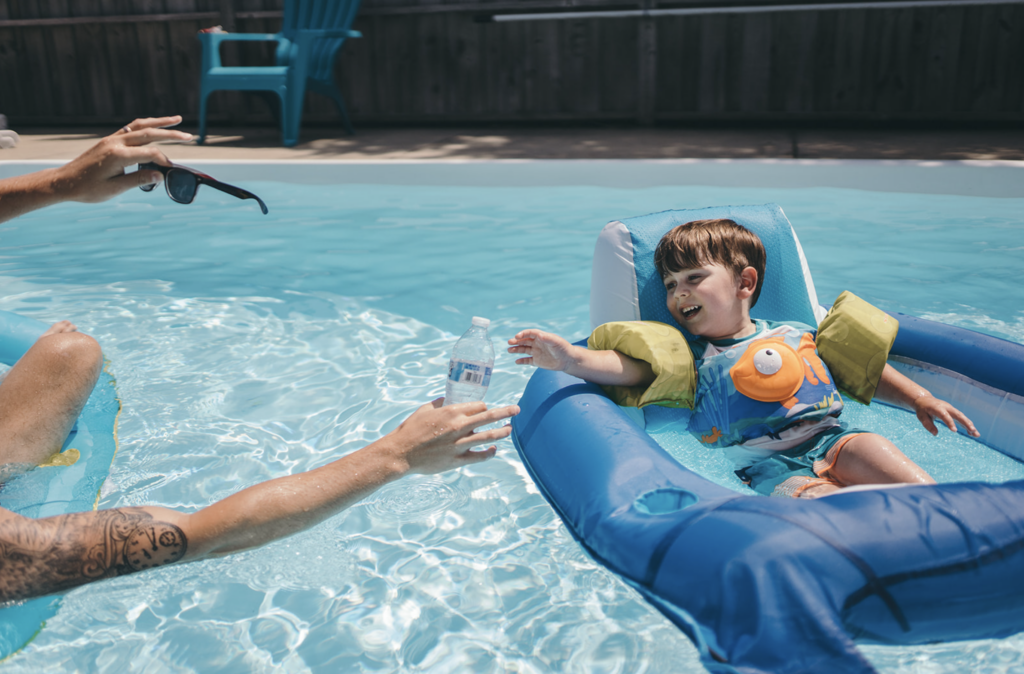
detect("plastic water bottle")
[444,317,494,406]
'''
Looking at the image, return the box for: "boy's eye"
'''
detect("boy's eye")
[664,281,676,291]
[688,275,702,283]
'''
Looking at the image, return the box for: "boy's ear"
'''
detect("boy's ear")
[737,267,758,299]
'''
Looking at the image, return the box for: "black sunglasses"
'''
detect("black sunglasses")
[139,162,268,214]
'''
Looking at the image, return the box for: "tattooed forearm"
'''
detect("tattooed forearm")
[0,508,187,602]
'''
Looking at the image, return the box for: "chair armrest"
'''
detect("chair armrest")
[198,32,284,44]
[197,32,287,70]
[294,28,362,39]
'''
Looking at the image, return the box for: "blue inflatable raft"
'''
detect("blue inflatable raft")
[0,311,120,662]
[511,204,1024,674]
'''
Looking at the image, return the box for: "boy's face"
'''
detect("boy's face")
[662,263,757,340]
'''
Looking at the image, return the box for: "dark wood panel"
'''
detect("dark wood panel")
[163,0,202,121]
[481,16,522,113]
[339,16,374,116]
[857,7,886,114]
[653,16,683,113]
[2,0,1022,126]
[601,18,638,113]
[376,14,417,114]
[561,19,600,113]
[830,9,866,113]
[923,7,960,114]
[134,0,178,116]
[105,8,145,116]
[737,13,771,113]
[696,14,727,113]
[995,5,1024,113]
[418,14,447,114]
[0,0,20,116]
[768,10,817,114]
[527,19,559,114]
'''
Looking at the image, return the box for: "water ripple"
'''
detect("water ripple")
[368,477,466,521]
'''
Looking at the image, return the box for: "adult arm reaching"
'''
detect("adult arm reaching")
[0,116,191,224]
[0,115,520,604]
[0,399,519,602]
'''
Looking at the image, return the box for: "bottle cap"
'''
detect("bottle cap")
[471,316,490,328]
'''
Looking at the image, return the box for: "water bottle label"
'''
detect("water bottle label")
[448,359,492,387]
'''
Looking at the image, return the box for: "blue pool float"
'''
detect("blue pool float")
[0,311,120,661]
[511,204,1024,674]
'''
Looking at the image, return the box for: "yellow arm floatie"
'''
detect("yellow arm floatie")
[587,321,696,409]
[815,291,899,405]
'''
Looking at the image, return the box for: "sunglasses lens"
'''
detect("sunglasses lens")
[139,183,157,192]
[166,169,198,204]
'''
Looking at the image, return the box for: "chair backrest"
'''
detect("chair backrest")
[282,0,363,79]
[590,204,824,335]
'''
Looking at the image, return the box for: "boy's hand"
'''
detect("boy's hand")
[913,395,980,438]
[509,329,655,387]
[877,364,980,440]
[508,329,577,372]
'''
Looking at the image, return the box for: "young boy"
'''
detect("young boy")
[508,218,979,499]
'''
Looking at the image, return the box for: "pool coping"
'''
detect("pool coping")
[3,158,1024,198]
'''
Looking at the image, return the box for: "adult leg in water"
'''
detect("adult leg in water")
[0,321,103,469]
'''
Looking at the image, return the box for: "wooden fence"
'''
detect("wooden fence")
[1,0,1022,126]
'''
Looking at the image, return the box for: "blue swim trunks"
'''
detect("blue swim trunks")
[735,425,868,498]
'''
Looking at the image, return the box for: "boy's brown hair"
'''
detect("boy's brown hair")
[654,218,767,307]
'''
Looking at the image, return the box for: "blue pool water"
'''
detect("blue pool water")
[1,160,1023,672]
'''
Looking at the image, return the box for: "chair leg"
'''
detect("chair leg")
[307,78,356,136]
[280,86,305,148]
[326,84,355,136]
[198,91,210,145]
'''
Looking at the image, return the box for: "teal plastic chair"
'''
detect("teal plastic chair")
[197,0,363,147]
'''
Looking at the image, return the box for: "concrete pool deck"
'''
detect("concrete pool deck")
[3,124,1024,162]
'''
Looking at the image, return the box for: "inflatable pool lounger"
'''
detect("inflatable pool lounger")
[511,204,1024,674]
[0,311,120,662]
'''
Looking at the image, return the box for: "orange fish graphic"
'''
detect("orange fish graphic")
[730,335,830,409]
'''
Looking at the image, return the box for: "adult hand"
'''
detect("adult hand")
[508,329,576,371]
[913,394,980,438]
[381,398,520,475]
[52,116,192,204]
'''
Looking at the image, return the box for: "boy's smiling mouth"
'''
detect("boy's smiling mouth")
[681,304,702,320]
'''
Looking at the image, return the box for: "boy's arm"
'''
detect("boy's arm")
[0,399,519,603]
[874,364,979,438]
[508,329,655,387]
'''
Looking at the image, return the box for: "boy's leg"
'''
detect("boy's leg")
[827,433,935,487]
[0,327,103,469]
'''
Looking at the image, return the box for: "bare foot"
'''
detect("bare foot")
[41,320,78,338]
[798,482,843,499]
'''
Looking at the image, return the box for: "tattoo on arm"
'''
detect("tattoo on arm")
[0,508,187,603]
